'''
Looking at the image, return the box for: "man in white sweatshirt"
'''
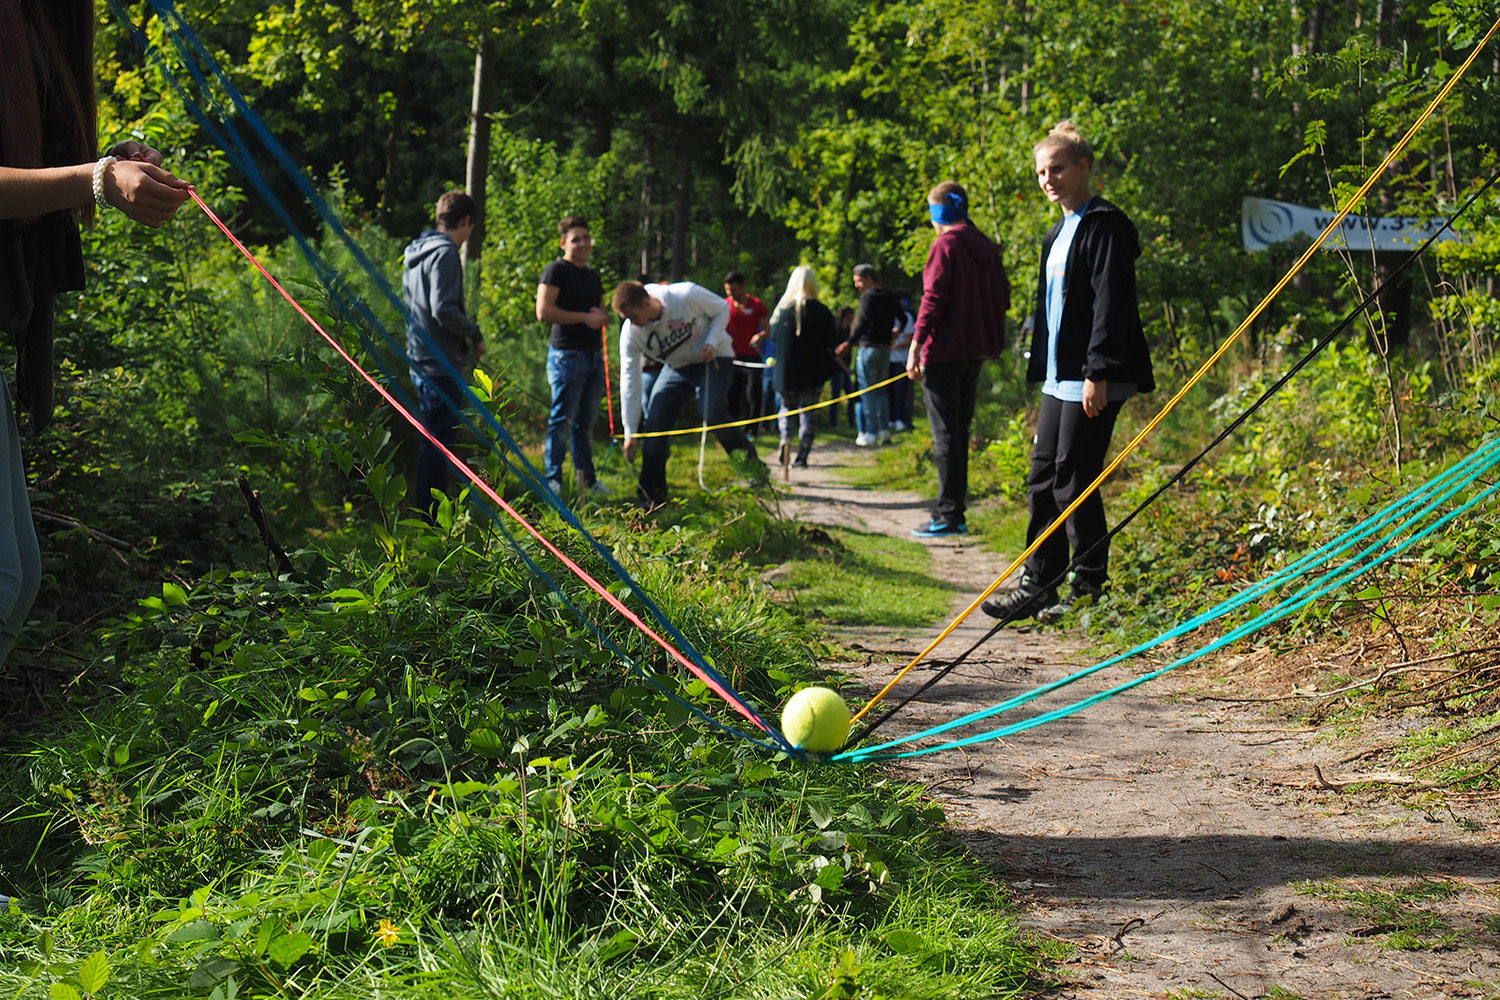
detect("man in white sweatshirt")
[612,280,764,505]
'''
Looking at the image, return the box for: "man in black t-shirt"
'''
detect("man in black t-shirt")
[835,264,902,446]
[535,215,609,497]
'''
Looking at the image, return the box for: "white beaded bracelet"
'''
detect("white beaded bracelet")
[92,155,118,210]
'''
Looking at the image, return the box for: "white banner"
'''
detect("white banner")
[1242,196,1461,253]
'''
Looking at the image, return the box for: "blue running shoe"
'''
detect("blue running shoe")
[911,518,968,537]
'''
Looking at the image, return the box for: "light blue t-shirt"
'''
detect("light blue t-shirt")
[1043,199,1135,404]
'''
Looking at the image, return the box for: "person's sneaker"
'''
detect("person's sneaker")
[878,429,892,444]
[583,480,612,498]
[1037,581,1104,623]
[792,453,809,469]
[981,581,1058,622]
[855,432,875,447]
[892,420,910,432]
[546,477,565,496]
[911,517,968,537]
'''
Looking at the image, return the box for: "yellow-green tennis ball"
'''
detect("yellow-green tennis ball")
[781,686,850,753]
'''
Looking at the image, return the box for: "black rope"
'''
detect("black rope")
[850,165,1500,746]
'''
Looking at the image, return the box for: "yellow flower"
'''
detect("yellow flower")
[375,919,400,949]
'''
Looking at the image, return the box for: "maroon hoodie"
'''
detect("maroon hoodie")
[912,220,1009,367]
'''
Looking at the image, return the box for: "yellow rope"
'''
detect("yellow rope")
[850,13,1500,725]
[617,370,910,440]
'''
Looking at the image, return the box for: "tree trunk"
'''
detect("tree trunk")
[463,39,495,279]
[379,48,413,228]
[1372,255,1412,350]
[670,137,694,282]
[638,144,653,280]
[593,37,617,157]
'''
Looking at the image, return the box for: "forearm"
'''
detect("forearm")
[0,164,94,219]
[537,303,596,326]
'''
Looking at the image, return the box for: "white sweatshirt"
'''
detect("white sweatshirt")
[619,282,733,434]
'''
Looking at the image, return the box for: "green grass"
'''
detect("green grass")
[764,525,960,627]
[1293,877,1463,951]
[0,472,1051,1000]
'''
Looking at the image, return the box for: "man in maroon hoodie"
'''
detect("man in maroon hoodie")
[906,181,1009,536]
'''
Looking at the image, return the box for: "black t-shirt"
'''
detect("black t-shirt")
[846,285,902,348]
[539,259,605,350]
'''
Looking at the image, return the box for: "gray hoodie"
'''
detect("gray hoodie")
[402,229,482,380]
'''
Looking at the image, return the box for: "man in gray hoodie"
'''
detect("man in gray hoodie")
[402,190,485,513]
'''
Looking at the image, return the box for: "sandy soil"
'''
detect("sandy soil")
[777,436,1500,1000]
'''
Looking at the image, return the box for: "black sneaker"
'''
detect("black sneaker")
[911,517,968,537]
[1037,581,1104,623]
[980,582,1058,622]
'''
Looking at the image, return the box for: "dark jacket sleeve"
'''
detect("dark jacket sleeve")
[1081,214,1140,382]
[912,238,952,361]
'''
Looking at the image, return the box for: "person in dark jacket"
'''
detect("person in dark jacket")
[1,0,191,667]
[983,122,1154,623]
[906,180,1010,537]
[835,264,902,446]
[768,265,838,470]
[402,190,486,514]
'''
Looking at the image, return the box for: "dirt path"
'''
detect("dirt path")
[778,437,1500,1000]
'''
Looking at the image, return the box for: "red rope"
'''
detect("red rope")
[600,320,617,436]
[187,188,767,732]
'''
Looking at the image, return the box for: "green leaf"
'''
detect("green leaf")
[77,950,110,994]
[267,931,313,968]
[468,727,505,758]
[162,582,190,606]
[393,817,435,857]
[168,919,220,943]
[884,929,926,955]
[50,984,81,1000]
[188,958,240,990]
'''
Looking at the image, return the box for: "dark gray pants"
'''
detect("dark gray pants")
[921,359,982,525]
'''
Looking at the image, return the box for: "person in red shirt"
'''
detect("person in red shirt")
[723,271,769,428]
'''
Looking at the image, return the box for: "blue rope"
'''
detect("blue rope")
[115,0,788,752]
[837,438,1500,762]
[839,436,1500,759]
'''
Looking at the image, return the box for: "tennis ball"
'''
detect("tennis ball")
[781,686,850,753]
[765,356,777,367]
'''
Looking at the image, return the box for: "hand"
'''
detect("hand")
[1082,378,1107,417]
[623,436,638,463]
[700,343,714,363]
[906,345,922,383]
[750,330,768,347]
[585,306,607,330]
[108,140,164,166]
[834,341,849,357]
[104,160,191,228]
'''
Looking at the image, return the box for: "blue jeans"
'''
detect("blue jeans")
[412,371,463,513]
[855,346,891,436]
[0,376,41,667]
[544,347,605,485]
[638,358,757,503]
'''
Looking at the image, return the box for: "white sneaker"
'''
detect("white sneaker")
[585,480,611,498]
[878,429,892,444]
[892,420,909,432]
[546,478,564,495]
[855,433,875,447]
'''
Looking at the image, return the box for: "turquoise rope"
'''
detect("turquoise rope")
[836,437,1500,762]
[837,436,1500,760]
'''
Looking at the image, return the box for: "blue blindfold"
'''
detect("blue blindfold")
[928,190,967,224]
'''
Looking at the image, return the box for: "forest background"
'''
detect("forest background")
[1,1,1498,998]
